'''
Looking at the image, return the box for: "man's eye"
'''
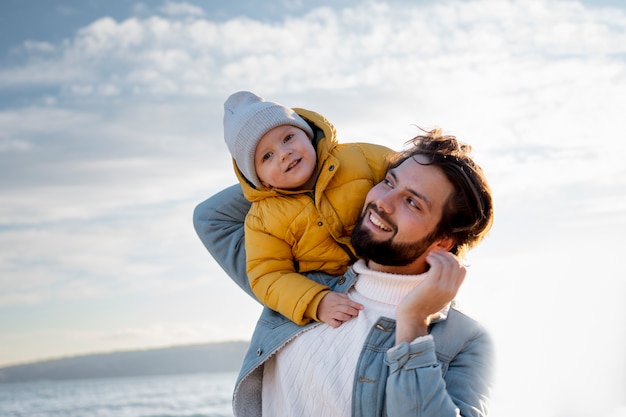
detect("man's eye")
[407,198,420,210]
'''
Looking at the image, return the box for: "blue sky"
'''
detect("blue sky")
[1,1,625,416]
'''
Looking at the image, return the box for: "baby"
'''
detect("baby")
[223,91,392,327]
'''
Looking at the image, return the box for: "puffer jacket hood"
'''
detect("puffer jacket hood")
[232,108,337,202]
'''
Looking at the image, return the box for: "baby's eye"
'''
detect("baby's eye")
[283,134,293,143]
[262,152,273,162]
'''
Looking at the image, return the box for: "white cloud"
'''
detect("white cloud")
[159,1,206,17]
[2,0,624,98]
[22,40,57,53]
[0,197,236,308]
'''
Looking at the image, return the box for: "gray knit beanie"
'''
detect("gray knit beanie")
[223,91,314,188]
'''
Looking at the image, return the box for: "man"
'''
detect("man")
[193,127,495,417]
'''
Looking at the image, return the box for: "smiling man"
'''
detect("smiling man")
[194,127,495,417]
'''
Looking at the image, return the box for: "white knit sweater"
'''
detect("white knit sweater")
[261,259,444,417]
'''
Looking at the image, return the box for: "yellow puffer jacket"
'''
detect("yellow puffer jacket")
[236,108,393,325]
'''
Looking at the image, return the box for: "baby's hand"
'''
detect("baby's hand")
[318,291,364,328]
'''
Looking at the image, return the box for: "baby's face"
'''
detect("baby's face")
[254,125,317,189]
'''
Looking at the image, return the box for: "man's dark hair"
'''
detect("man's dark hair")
[390,127,494,258]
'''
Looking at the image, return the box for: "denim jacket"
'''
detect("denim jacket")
[193,184,494,417]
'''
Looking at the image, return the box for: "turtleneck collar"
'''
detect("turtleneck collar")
[351,258,450,321]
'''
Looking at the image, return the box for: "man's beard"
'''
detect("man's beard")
[351,203,439,267]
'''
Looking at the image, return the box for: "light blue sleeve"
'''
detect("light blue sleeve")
[192,184,259,302]
[384,328,493,417]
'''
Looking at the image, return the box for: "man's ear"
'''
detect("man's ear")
[434,236,455,252]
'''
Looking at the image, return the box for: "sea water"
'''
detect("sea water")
[0,372,237,417]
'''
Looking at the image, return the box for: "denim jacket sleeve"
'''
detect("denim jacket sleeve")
[192,184,258,301]
[384,315,493,417]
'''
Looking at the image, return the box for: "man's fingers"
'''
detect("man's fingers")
[426,250,466,284]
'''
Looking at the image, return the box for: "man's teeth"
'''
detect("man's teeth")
[369,213,391,231]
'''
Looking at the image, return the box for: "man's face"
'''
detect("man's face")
[351,155,454,273]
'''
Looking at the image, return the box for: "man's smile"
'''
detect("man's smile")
[368,209,393,232]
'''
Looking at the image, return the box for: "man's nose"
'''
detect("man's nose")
[375,191,396,214]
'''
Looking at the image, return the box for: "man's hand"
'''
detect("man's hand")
[395,250,466,343]
[318,292,364,328]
